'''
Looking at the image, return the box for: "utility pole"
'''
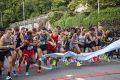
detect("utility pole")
[98,0,100,27]
[22,0,25,26]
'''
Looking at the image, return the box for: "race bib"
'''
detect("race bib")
[41,42,46,45]
[27,46,33,50]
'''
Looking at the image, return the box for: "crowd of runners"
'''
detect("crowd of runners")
[0,26,119,80]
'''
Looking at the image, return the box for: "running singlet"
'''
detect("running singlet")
[47,34,58,50]
[39,34,48,45]
[16,33,22,48]
[78,35,85,43]
[1,35,13,46]
[24,37,34,50]
[22,36,34,57]
[0,35,13,61]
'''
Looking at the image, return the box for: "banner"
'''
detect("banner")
[77,39,120,61]
[40,39,120,61]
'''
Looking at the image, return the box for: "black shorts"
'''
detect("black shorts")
[39,44,47,51]
[0,48,11,62]
[85,41,96,48]
[96,39,101,46]
[20,47,25,52]
[48,50,56,54]
[78,43,85,48]
[33,46,37,53]
[90,41,96,48]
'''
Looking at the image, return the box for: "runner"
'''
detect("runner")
[71,29,81,54]
[79,28,86,52]
[21,31,36,76]
[0,28,15,80]
[96,26,105,50]
[47,29,58,68]
[85,27,96,52]
[14,27,25,72]
[58,32,65,53]
[37,27,49,72]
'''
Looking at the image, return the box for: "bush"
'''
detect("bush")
[48,12,63,27]
[54,12,87,28]
[82,7,120,28]
[49,7,120,29]
[54,12,70,28]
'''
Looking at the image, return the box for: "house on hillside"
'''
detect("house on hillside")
[75,4,88,12]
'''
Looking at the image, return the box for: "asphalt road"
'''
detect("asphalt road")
[2,60,120,80]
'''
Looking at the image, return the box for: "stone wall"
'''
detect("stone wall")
[10,15,51,30]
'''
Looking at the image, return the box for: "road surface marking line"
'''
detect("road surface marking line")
[53,70,120,80]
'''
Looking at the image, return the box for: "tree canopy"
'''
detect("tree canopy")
[0,0,119,28]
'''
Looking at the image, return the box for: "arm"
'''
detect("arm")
[89,34,95,42]
[20,33,24,42]
[102,30,106,38]
[0,38,8,49]
[71,34,78,44]
[16,34,25,50]
[48,36,56,47]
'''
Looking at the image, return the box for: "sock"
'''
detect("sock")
[26,62,30,72]
[12,67,16,71]
[38,66,41,70]
[37,60,41,70]
[0,69,2,75]
[7,72,10,76]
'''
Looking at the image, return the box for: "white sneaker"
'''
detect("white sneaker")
[6,76,12,80]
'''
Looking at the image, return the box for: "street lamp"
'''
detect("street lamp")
[0,11,3,28]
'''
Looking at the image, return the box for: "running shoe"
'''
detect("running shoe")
[47,59,50,64]
[15,60,19,65]
[12,70,17,76]
[107,58,111,62]
[17,65,22,72]
[103,55,110,62]
[6,76,12,80]
[52,60,56,66]
[64,59,69,66]
[109,56,113,60]
[22,60,26,65]
[44,60,47,65]
[37,69,43,73]
[103,55,107,60]
[76,61,82,66]
[96,58,101,62]
[29,64,33,68]
[70,58,74,63]
[48,65,53,70]
[39,58,42,61]
[88,59,92,63]
[93,57,96,61]
[25,72,30,76]
[52,65,57,69]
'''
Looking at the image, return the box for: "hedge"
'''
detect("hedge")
[49,7,120,29]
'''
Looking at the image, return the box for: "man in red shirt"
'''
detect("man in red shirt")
[47,29,58,54]
[47,29,59,68]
